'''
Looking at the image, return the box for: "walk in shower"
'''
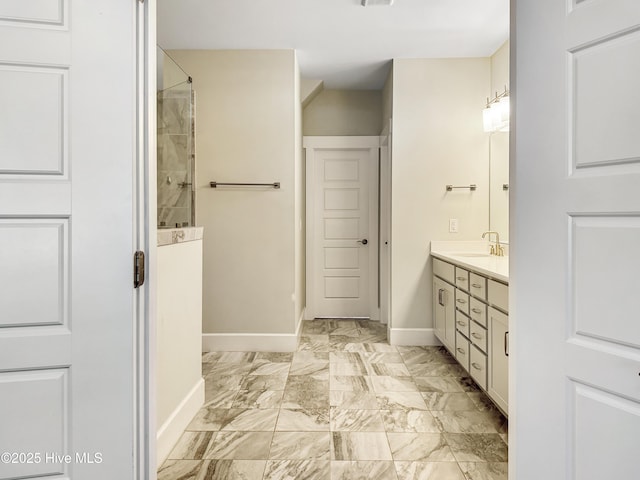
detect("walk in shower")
[157,46,195,228]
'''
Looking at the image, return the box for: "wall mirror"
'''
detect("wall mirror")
[489,131,509,243]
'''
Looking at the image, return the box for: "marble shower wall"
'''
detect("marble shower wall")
[157,86,195,228]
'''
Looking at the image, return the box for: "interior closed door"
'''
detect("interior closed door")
[305,137,379,319]
[514,0,640,478]
[0,1,141,478]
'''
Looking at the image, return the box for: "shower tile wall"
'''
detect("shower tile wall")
[157,89,194,228]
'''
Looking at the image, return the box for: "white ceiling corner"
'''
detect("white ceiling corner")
[157,0,509,90]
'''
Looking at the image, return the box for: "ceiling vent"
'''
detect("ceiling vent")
[361,0,394,6]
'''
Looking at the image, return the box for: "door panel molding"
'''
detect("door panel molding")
[304,136,380,320]
[514,0,640,478]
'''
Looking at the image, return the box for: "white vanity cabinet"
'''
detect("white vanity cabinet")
[432,254,509,416]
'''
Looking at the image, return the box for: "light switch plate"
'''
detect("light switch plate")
[449,218,459,233]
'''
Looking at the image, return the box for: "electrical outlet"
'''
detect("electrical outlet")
[449,218,459,233]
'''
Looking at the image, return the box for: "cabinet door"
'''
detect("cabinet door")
[433,277,455,353]
[488,306,509,414]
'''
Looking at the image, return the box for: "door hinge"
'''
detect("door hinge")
[134,251,145,288]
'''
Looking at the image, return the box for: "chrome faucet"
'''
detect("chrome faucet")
[482,231,504,256]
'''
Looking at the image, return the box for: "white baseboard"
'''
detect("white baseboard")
[388,328,442,346]
[156,378,205,467]
[202,314,304,353]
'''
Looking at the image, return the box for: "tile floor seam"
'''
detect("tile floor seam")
[160,319,507,479]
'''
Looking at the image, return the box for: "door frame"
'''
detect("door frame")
[303,136,380,320]
[379,121,392,327]
[136,0,156,478]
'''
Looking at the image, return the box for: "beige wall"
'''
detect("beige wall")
[491,41,510,95]
[391,58,491,330]
[303,89,382,135]
[169,50,299,336]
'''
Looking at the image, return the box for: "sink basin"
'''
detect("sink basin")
[450,252,492,258]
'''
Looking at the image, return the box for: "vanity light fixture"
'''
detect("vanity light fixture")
[483,86,510,133]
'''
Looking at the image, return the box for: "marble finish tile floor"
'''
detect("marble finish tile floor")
[160,319,507,480]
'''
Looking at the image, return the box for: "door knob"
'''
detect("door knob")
[357,239,368,245]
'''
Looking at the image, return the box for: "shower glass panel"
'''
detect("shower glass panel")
[157,46,195,228]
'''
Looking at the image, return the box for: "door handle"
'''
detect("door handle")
[357,239,368,245]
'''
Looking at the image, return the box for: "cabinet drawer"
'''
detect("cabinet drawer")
[455,267,469,291]
[469,273,487,300]
[469,346,487,390]
[469,297,487,327]
[433,257,455,284]
[455,289,470,315]
[488,279,508,312]
[455,310,470,338]
[470,321,487,353]
[455,331,470,373]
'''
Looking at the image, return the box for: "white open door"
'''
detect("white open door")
[513,1,640,479]
[305,136,379,320]
[0,1,147,479]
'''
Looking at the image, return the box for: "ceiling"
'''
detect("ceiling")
[157,0,509,90]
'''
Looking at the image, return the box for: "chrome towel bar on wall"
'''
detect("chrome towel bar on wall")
[446,184,477,192]
[209,181,280,189]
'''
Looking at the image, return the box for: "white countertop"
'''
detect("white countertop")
[158,226,204,247]
[430,240,509,283]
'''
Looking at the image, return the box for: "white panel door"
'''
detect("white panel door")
[514,1,640,479]
[0,1,140,479]
[305,137,379,319]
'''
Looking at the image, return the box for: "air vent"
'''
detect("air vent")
[361,0,394,6]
